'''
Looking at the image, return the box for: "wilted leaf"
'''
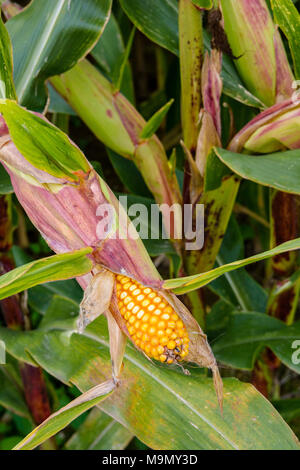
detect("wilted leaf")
[14,380,115,450]
[65,407,132,450]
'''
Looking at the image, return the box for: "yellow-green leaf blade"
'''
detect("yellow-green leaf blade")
[163,238,300,293]
[214,147,300,194]
[0,248,93,300]
[0,15,16,99]
[14,380,115,450]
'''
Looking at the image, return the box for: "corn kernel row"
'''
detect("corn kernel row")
[116,274,189,363]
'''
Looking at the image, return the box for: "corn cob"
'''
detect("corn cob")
[0,100,223,409]
[116,274,189,364]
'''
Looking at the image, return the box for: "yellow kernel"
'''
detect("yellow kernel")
[129,284,137,291]
[133,289,141,296]
[148,326,156,336]
[161,313,170,321]
[116,275,190,364]
[151,337,159,346]
[128,326,135,335]
[142,313,150,323]
[137,310,145,319]
[164,306,173,314]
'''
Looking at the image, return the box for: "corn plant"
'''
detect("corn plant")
[0,0,299,451]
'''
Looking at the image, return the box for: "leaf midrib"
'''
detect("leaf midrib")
[17,0,66,102]
[82,330,239,450]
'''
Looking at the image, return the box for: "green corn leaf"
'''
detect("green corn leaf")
[271,0,300,79]
[47,84,76,116]
[214,147,300,195]
[0,366,31,419]
[0,164,13,194]
[212,312,300,374]
[112,26,135,93]
[272,399,300,424]
[6,0,112,110]
[65,408,132,450]
[107,150,152,198]
[0,248,93,300]
[120,0,264,108]
[91,13,134,102]
[210,217,268,312]
[0,15,16,100]
[1,316,299,450]
[191,0,213,8]
[163,238,300,293]
[140,99,174,139]
[0,100,90,180]
[120,0,179,55]
[14,380,115,450]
